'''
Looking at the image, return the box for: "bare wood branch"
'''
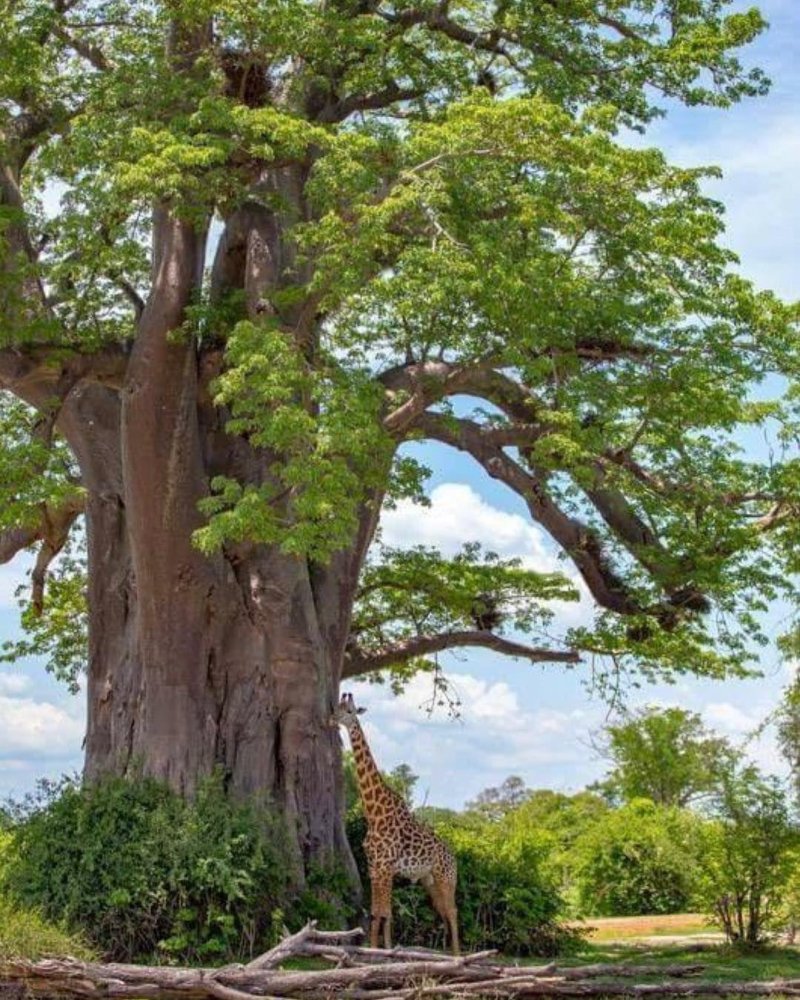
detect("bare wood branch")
[29,497,82,614]
[3,949,798,1000]
[0,345,129,401]
[320,83,428,122]
[246,922,322,970]
[108,275,146,321]
[51,24,111,71]
[0,525,40,564]
[344,630,580,678]
[417,411,642,615]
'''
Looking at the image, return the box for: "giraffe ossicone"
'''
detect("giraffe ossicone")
[333,691,460,954]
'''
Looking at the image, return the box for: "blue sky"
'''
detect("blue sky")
[1,0,799,808]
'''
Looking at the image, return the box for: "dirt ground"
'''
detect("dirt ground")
[570,912,725,944]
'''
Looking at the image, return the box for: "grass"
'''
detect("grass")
[0,896,95,962]
[541,940,800,984]
[0,831,94,962]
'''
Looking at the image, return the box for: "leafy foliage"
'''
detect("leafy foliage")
[2,774,299,962]
[571,798,707,916]
[0,396,80,535]
[592,706,737,807]
[775,675,800,806]
[0,535,87,692]
[196,323,400,561]
[1,0,798,695]
[351,543,578,683]
[465,775,533,822]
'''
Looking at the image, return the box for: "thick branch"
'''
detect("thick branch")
[319,82,427,122]
[0,345,129,408]
[582,468,674,584]
[379,350,646,435]
[343,630,580,677]
[0,493,84,567]
[380,358,523,436]
[0,524,40,564]
[51,23,110,71]
[378,6,522,64]
[111,275,146,321]
[417,411,642,615]
[0,160,50,319]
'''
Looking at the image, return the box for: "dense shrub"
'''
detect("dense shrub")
[572,799,706,916]
[2,774,302,962]
[345,809,578,955]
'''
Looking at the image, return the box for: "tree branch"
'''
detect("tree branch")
[0,345,129,405]
[417,411,642,615]
[0,493,84,568]
[379,357,529,436]
[51,23,111,71]
[377,7,521,64]
[343,630,580,677]
[319,82,428,122]
[109,274,145,321]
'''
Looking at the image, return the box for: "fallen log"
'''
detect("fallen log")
[0,923,795,1000]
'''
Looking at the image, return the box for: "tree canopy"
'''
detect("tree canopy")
[1,0,799,707]
[592,705,737,807]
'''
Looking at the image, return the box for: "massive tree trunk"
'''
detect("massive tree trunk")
[77,372,358,877]
[64,204,363,882]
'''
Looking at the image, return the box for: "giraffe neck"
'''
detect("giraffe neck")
[349,719,399,820]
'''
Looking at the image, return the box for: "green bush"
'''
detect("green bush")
[572,798,706,916]
[2,773,298,962]
[346,809,577,955]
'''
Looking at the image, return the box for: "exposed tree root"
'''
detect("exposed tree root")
[1,923,797,999]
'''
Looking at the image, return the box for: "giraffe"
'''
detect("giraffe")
[332,692,460,954]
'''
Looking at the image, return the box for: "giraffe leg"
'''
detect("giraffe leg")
[427,875,460,955]
[445,878,460,957]
[369,869,393,950]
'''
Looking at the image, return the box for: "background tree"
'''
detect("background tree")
[1,0,798,879]
[571,798,706,916]
[466,776,531,822]
[698,766,797,946]
[592,706,737,807]
[775,676,800,805]
[387,764,419,807]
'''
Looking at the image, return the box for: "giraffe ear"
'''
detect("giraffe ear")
[356,707,367,715]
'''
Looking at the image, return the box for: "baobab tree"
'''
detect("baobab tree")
[1,0,797,878]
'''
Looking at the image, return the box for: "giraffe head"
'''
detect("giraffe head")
[331,691,366,732]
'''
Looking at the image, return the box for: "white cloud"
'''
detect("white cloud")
[0,696,84,761]
[381,483,557,569]
[0,673,31,696]
[348,671,604,807]
[703,701,761,736]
